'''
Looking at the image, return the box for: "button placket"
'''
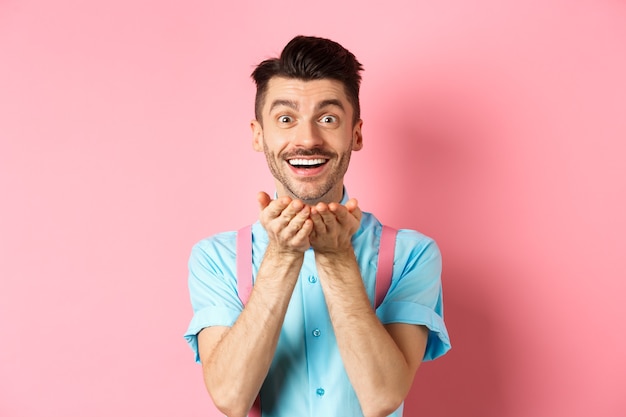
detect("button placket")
[300,254,329,408]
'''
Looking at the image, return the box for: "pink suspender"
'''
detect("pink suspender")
[236,224,254,305]
[235,224,260,417]
[376,225,397,308]
[236,224,397,417]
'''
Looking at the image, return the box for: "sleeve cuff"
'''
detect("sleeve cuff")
[377,301,451,361]
[183,306,241,363]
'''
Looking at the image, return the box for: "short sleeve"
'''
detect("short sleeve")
[183,233,243,362]
[376,230,451,361]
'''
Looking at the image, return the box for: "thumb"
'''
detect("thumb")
[257,191,272,210]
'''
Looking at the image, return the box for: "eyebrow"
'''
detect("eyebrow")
[268,98,345,113]
[316,99,345,112]
[269,99,298,113]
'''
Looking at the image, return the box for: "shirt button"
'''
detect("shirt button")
[316,388,325,397]
[312,329,321,337]
[308,275,318,284]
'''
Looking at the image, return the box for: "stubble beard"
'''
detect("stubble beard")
[263,144,352,204]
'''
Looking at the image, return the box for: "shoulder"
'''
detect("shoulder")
[189,230,238,273]
[396,229,438,253]
[192,230,237,255]
[359,211,441,267]
[392,229,442,284]
[359,212,439,252]
[395,228,441,267]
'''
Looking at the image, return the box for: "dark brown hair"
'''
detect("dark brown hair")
[251,35,364,124]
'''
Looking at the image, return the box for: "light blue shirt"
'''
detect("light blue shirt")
[185,194,451,416]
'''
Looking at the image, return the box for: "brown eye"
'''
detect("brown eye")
[320,115,337,123]
[278,115,293,123]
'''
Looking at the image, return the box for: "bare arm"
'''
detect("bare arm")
[310,201,429,417]
[197,193,312,417]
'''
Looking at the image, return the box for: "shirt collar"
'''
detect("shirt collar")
[339,186,349,205]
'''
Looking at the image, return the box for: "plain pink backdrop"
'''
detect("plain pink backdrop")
[1,1,625,416]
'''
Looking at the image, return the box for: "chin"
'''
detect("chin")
[294,188,336,204]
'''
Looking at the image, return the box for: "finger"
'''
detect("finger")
[264,196,293,219]
[257,191,272,210]
[292,218,313,243]
[279,206,311,251]
[329,202,347,216]
[279,199,305,224]
[342,198,362,222]
[345,198,359,213]
[316,202,338,227]
[309,206,327,233]
[329,203,349,226]
[285,205,310,231]
[350,205,362,222]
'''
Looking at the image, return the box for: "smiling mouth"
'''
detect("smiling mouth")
[288,158,328,169]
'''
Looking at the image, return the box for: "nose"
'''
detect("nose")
[292,120,324,148]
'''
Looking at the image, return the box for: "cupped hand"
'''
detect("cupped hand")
[308,198,362,255]
[257,192,313,254]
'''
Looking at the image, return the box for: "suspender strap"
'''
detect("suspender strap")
[375,225,397,307]
[249,396,261,417]
[236,225,260,417]
[236,224,253,305]
[236,223,397,417]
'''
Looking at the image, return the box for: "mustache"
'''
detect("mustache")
[282,149,336,159]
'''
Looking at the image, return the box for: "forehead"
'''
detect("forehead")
[262,77,352,113]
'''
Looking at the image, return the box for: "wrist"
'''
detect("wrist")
[314,248,357,269]
[265,243,306,262]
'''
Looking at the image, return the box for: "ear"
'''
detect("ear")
[352,119,363,151]
[251,119,264,152]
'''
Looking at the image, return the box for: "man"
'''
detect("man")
[185,35,450,417]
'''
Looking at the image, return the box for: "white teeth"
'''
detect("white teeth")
[288,158,327,166]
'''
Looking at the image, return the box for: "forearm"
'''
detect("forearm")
[316,252,414,417]
[201,251,303,417]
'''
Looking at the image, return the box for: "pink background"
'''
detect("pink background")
[1,1,625,416]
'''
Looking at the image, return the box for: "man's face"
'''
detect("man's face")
[251,77,363,205]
